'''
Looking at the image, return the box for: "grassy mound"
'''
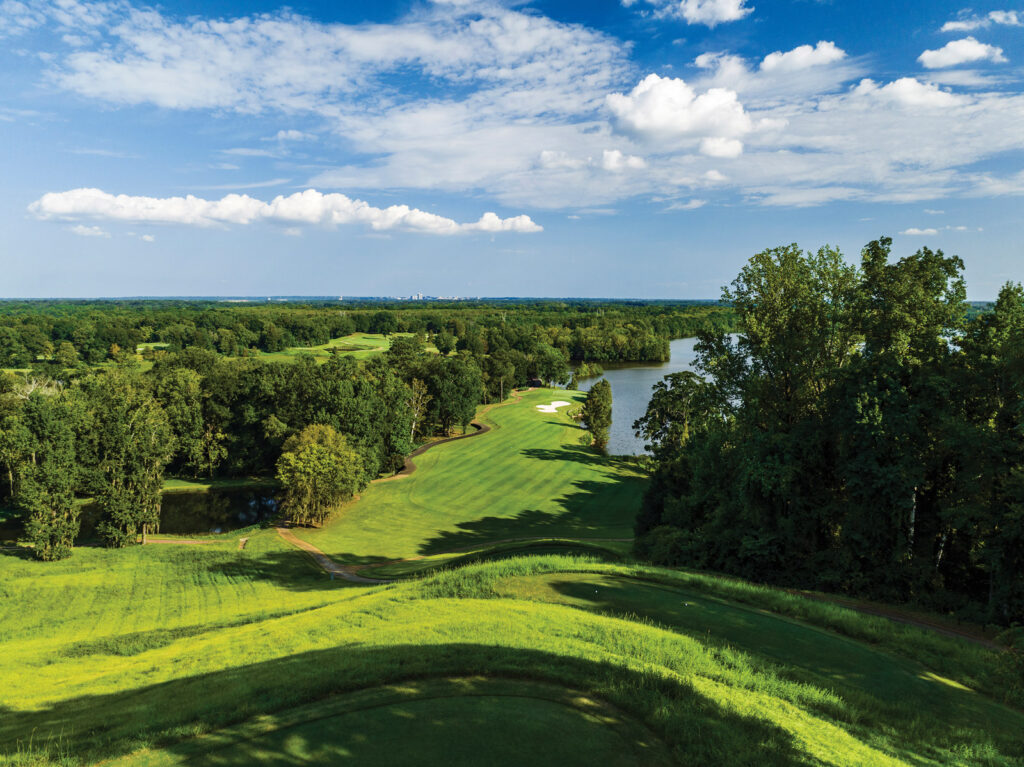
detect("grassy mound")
[1,548,1021,767]
[109,678,666,767]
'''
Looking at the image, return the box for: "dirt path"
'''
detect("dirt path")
[276,526,393,584]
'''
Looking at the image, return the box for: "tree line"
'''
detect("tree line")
[0,300,735,368]
[635,238,1024,626]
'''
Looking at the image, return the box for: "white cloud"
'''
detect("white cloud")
[140,233,155,242]
[273,129,313,141]
[760,41,845,73]
[852,77,965,107]
[30,187,541,234]
[628,0,754,27]
[941,10,1021,32]
[900,227,939,236]
[699,136,743,157]
[924,208,944,215]
[11,1,1024,214]
[606,74,751,151]
[69,223,109,237]
[919,37,1007,69]
[601,149,647,171]
[666,199,705,210]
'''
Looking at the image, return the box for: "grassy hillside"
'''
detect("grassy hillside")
[1,387,1021,766]
[1,550,1020,766]
[295,388,645,570]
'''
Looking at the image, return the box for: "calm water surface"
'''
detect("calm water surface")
[77,489,278,540]
[577,337,701,456]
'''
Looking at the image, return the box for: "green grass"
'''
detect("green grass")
[108,677,664,767]
[296,388,644,565]
[1,552,1021,766]
[253,333,435,364]
[1,384,1021,766]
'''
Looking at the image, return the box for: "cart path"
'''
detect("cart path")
[276,526,393,584]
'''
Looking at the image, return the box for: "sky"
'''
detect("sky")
[1,0,1022,298]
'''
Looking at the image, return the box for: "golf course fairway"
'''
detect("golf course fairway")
[1,390,1021,767]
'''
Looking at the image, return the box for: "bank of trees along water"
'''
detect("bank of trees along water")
[0,301,730,559]
[636,238,1024,627]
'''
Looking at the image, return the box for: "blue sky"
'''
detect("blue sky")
[1,0,1022,298]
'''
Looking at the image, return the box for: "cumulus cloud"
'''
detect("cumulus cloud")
[919,38,1007,69]
[852,77,965,107]
[627,0,754,27]
[10,0,1024,213]
[30,188,541,235]
[69,223,109,237]
[941,10,1021,32]
[600,149,647,171]
[900,227,939,236]
[607,74,751,155]
[760,41,846,73]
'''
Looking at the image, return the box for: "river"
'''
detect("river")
[576,337,702,456]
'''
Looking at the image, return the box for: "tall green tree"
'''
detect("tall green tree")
[19,391,80,560]
[582,379,612,453]
[84,371,176,547]
[276,424,364,526]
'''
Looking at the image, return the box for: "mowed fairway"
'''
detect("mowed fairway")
[2,387,1023,766]
[253,333,439,364]
[295,388,645,567]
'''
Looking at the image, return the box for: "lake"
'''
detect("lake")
[576,337,701,456]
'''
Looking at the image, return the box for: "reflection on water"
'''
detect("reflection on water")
[77,489,278,541]
[577,337,701,456]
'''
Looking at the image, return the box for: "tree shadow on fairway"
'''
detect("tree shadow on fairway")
[0,643,818,767]
[521,445,642,474]
[417,477,643,556]
[204,550,362,592]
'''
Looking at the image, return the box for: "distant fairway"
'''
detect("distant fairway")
[295,388,646,568]
[253,332,439,364]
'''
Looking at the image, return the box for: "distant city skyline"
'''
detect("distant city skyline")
[1,0,1022,298]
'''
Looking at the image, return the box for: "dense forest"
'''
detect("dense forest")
[0,299,734,367]
[635,239,1024,626]
[0,300,732,559]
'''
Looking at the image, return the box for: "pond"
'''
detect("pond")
[576,337,702,456]
[1,489,279,544]
[76,489,279,540]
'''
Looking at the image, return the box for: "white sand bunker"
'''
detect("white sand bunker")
[536,401,571,413]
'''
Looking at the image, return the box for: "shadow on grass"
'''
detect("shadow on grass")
[418,476,644,557]
[521,445,642,473]
[0,544,34,560]
[537,575,1024,758]
[204,550,355,592]
[0,644,813,767]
